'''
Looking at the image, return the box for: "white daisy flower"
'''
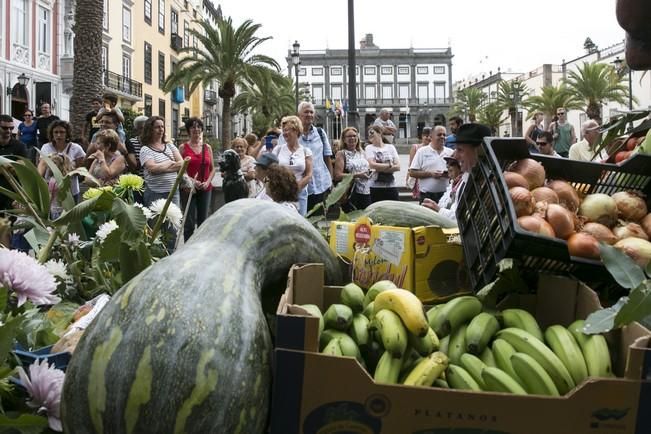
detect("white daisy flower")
[133,203,153,220]
[96,220,119,244]
[44,259,70,282]
[149,199,183,229]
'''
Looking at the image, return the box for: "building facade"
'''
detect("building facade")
[287,34,454,142]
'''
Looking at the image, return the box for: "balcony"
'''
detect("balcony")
[204,89,218,104]
[103,70,142,100]
[314,97,453,109]
[171,33,183,52]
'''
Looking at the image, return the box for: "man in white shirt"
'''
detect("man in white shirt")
[373,108,397,144]
[409,125,454,203]
[569,120,608,162]
[422,123,492,223]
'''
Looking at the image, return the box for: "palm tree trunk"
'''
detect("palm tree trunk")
[510,109,517,137]
[222,96,232,149]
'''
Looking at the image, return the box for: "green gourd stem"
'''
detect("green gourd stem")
[37,228,59,264]
[149,160,189,242]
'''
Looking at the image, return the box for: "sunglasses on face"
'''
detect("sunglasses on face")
[536,141,549,146]
[557,112,566,115]
[0,125,13,131]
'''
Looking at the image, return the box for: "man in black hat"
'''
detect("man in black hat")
[422,123,491,222]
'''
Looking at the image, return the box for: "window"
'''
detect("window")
[158,0,165,33]
[171,9,178,35]
[122,7,131,42]
[398,84,410,99]
[418,83,428,102]
[12,0,28,46]
[101,44,108,82]
[144,95,153,117]
[364,84,376,99]
[38,7,50,54]
[122,54,131,78]
[398,66,409,75]
[312,85,323,104]
[331,85,342,101]
[183,21,190,48]
[158,99,166,118]
[144,0,152,24]
[298,67,307,76]
[364,66,376,75]
[144,42,152,84]
[382,84,393,99]
[417,66,428,74]
[433,82,446,100]
[434,66,445,74]
[158,51,165,89]
[103,0,109,31]
[312,67,323,76]
[330,66,343,76]
[381,66,392,75]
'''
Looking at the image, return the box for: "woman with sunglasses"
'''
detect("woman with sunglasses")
[334,127,371,211]
[17,109,38,162]
[365,125,400,203]
[273,115,312,215]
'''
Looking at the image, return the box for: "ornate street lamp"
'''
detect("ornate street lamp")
[291,41,300,110]
[17,73,30,87]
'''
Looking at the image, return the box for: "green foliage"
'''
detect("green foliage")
[495,79,530,136]
[121,108,142,141]
[522,84,582,122]
[477,102,507,134]
[450,87,486,122]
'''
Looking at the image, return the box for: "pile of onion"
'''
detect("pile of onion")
[642,214,651,238]
[567,232,600,260]
[581,222,617,245]
[517,215,555,237]
[611,191,648,222]
[531,187,559,204]
[579,193,618,227]
[510,187,535,217]
[613,222,649,241]
[509,159,546,190]
[547,180,580,212]
[614,237,651,268]
[504,171,529,190]
[544,204,575,239]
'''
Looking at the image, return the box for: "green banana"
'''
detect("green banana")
[361,340,384,374]
[399,349,423,379]
[340,282,365,313]
[439,335,450,354]
[363,301,375,320]
[430,296,482,338]
[408,327,440,356]
[300,304,324,337]
[371,309,408,358]
[568,320,613,378]
[500,309,544,342]
[319,329,362,362]
[446,364,482,391]
[433,379,449,388]
[511,352,560,396]
[323,303,354,331]
[460,353,487,389]
[481,367,527,395]
[466,312,500,355]
[374,350,403,384]
[545,325,589,385]
[426,304,444,329]
[349,313,370,348]
[403,351,449,387]
[480,346,497,367]
[497,328,575,394]
[447,324,468,365]
[322,338,343,356]
[492,338,520,383]
[363,280,397,307]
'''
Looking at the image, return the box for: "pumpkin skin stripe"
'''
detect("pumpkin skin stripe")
[125,346,153,434]
[61,199,343,433]
[88,327,123,434]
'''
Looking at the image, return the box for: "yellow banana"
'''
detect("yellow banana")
[374,288,429,337]
[374,350,403,384]
[500,309,544,342]
[511,352,560,396]
[403,351,448,387]
[340,282,365,313]
[481,367,527,395]
[446,364,482,391]
[408,327,440,356]
[466,312,500,355]
[363,280,397,307]
[545,325,588,385]
[362,301,375,320]
[372,309,408,358]
[430,296,482,338]
[568,320,613,378]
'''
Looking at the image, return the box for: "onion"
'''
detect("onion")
[518,215,556,237]
[533,201,548,219]
[613,222,649,241]
[567,232,601,259]
[510,186,534,217]
[503,171,529,190]
[611,191,648,222]
[545,203,575,239]
[614,237,651,268]
[579,193,618,227]
[642,213,651,238]
[581,222,618,245]
[509,159,546,190]
[531,187,559,204]
[547,180,580,212]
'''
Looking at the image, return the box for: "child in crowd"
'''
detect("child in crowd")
[96,93,126,143]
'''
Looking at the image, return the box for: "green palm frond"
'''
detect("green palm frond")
[522,84,582,119]
[451,87,486,122]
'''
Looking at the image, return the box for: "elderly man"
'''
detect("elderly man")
[409,125,454,203]
[373,108,397,144]
[125,115,148,176]
[569,120,607,162]
[422,123,491,223]
[279,101,333,212]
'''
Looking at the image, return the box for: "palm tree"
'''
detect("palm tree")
[69,0,104,141]
[451,87,485,123]
[495,79,529,137]
[522,84,582,128]
[163,17,279,148]
[477,102,507,135]
[563,62,633,123]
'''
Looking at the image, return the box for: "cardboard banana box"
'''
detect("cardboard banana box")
[272,263,651,434]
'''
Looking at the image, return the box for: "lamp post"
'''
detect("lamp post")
[291,41,300,110]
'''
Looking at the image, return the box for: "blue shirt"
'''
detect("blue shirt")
[18,122,38,147]
[279,125,333,195]
[445,134,456,149]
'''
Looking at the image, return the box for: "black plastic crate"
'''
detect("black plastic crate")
[456,137,651,292]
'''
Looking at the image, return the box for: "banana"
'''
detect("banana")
[492,339,520,383]
[374,288,429,337]
[497,328,575,394]
[323,303,353,331]
[439,335,450,354]
[433,379,450,388]
[446,364,482,391]
[466,312,500,355]
[545,325,589,385]
[322,338,343,356]
[481,367,527,395]
[568,320,613,378]
[300,304,324,336]
[319,329,362,362]
[426,304,443,329]
[480,346,497,367]
[499,309,544,342]
[408,327,440,356]
[361,340,384,374]
[460,353,487,389]
[399,349,423,379]
[447,324,468,365]
[511,352,560,396]
[363,280,397,307]
[372,309,408,358]
[340,283,365,313]
[374,350,404,384]
[430,296,482,338]
[363,301,375,320]
[403,351,449,387]
[349,313,370,348]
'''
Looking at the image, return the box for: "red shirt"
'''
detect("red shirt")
[181,143,212,191]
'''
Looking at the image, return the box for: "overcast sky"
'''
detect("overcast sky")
[216,0,625,81]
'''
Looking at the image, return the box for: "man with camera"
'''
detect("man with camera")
[408,125,454,203]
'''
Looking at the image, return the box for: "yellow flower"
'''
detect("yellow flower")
[82,186,112,200]
[117,174,144,191]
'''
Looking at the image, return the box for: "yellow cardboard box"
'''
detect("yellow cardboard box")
[329,218,467,303]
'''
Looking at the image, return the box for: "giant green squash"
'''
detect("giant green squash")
[361,200,456,228]
[61,199,343,433]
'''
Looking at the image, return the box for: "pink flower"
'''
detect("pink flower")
[0,248,60,306]
[17,359,65,431]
